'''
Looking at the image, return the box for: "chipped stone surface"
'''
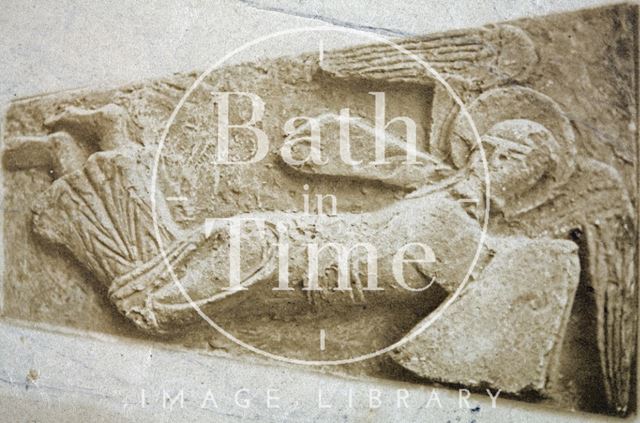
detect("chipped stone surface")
[391,239,580,395]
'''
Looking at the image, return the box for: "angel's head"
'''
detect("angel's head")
[446,87,576,217]
[470,119,560,212]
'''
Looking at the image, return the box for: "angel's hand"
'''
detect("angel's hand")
[3,104,134,179]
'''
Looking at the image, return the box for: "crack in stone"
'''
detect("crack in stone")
[236,0,416,37]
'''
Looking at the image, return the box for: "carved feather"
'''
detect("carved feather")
[499,158,637,414]
[321,25,537,90]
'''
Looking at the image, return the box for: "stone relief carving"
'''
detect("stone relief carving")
[1,5,637,417]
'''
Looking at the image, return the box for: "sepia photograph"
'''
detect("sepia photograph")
[0,1,638,421]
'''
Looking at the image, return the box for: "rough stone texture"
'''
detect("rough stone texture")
[0,3,637,419]
[392,239,580,395]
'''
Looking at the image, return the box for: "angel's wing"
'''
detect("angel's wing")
[497,158,636,415]
[321,24,536,90]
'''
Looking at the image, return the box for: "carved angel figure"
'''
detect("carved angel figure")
[319,25,637,413]
[5,88,581,398]
[2,23,635,414]
[449,88,636,414]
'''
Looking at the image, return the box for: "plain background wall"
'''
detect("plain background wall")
[0,0,629,105]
